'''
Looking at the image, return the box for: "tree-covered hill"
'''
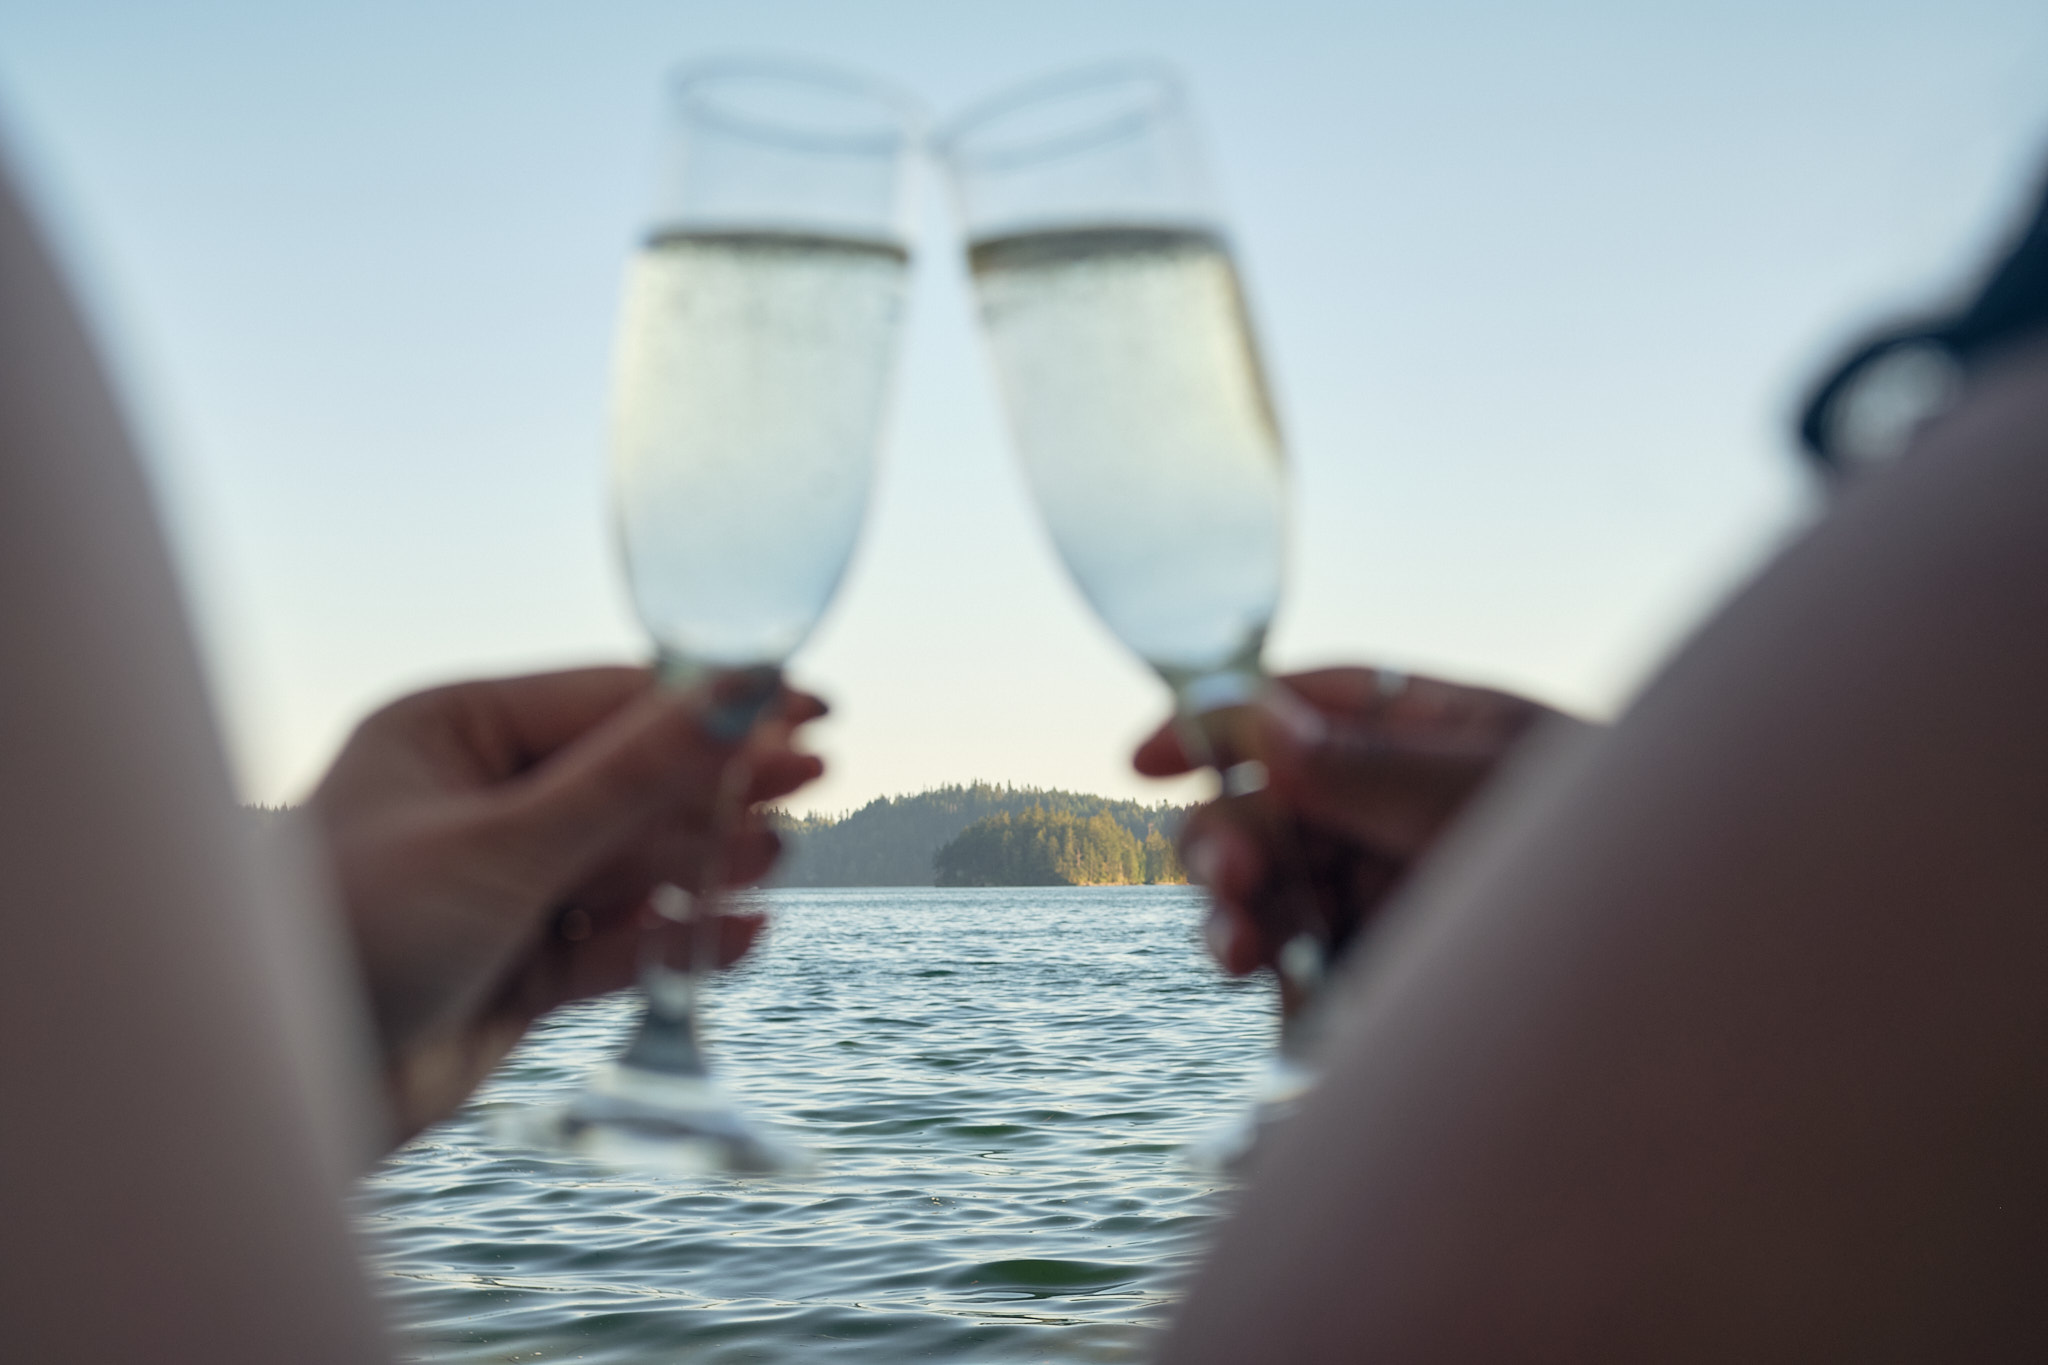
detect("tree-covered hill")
[934,806,1185,886]
[767,783,1186,887]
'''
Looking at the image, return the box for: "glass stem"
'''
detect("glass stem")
[620,730,758,1079]
[1176,678,1330,1047]
[620,965,711,1078]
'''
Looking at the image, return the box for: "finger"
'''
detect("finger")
[1269,666,1413,717]
[736,686,827,754]
[1258,731,1453,855]
[772,689,830,727]
[556,810,788,923]
[526,913,644,1013]
[1255,701,1522,856]
[745,749,825,805]
[1262,681,1532,786]
[1289,667,1562,743]
[1181,809,1266,910]
[1133,717,1199,777]
[436,667,656,779]
[1185,805,1281,975]
[485,685,738,898]
[563,828,739,918]
[1202,903,1268,976]
[512,909,768,1023]
[1134,668,1427,778]
[1193,798,1382,973]
[398,667,823,790]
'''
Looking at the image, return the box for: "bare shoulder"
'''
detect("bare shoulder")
[1161,344,2048,1363]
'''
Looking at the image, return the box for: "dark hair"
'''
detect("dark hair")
[1799,171,2048,479]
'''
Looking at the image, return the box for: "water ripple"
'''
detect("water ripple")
[360,886,1271,1362]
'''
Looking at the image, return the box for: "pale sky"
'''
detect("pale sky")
[2,0,2044,815]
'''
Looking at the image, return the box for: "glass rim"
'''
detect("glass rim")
[667,57,927,158]
[938,59,1186,174]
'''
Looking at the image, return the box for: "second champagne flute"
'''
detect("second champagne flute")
[941,63,1319,1170]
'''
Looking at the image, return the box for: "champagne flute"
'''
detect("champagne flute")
[511,59,920,1174]
[940,63,1318,1170]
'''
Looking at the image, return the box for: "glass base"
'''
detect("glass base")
[1188,945,1327,1176]
[1183,1050,1318,1176]
[500,1060,812,1176]
[499,978,812,1177]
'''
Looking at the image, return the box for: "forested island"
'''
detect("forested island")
[768,783,1186,887]
[934,806,1184,886]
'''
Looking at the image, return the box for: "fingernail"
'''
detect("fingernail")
[1185,834,1220,887]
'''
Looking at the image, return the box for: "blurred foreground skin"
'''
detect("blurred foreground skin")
[0,151,391,1361]
[1155,344,2048,1360]
[0,150,826,1358]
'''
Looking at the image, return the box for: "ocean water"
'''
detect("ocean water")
[360,886,1275,1363]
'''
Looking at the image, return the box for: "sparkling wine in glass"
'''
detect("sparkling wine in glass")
[942,64,1316,1170]
[511,59,920,1174]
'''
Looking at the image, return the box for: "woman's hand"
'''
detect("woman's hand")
[1135,667,1571,976]
[306,666,826,1150]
